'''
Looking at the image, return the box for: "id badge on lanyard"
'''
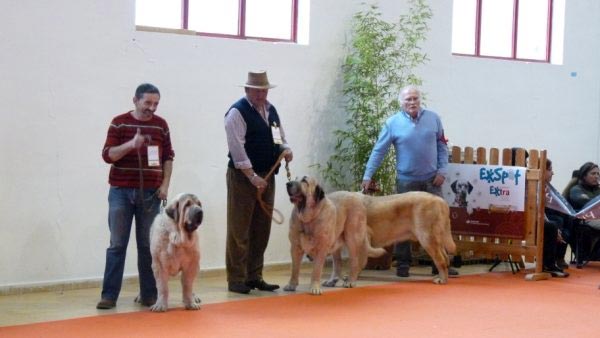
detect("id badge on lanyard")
[271,122,283,145]
[147,145,160,167]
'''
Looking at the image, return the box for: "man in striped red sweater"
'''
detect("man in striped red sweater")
[96,83,174,309]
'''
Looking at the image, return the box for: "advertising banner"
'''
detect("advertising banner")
[442,163,527,238]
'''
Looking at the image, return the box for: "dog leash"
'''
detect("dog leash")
[159,198,167,214]
[136,139,161,213]
[256,151,292,225]
[137,148,147,210]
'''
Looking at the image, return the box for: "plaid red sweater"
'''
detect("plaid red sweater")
[102,111,175,188]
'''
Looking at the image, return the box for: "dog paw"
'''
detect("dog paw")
[283,284,297,292]
[342,275,355,288]
[343,275,356,288]
[309,287,322,295]
[432,277,447,285]
[193,295,202,304]
[150,302,168,312]
[185,302,201,310]
[322,278,339,287]
[342,281,356,288]
[309,282,322,295]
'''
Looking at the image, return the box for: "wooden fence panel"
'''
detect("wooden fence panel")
[449,146,548,280]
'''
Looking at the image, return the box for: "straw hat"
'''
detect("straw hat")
[242,71,276,89]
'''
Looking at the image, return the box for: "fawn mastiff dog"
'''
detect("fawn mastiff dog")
[284,177,386,295]
[147,193,203,312]
[361,191,457,284]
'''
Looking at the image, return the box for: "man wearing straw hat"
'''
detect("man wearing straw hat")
[224,71,293,294]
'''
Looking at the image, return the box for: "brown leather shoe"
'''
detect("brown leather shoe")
[246,279,279,291]
[96,299,116,309]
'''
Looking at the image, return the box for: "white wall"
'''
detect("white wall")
[1,0,599,288]
[419,1,600,191]
[0,0,354,288]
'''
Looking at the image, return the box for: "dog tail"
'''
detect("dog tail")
[443,213,457,254]
[366,237,387,258]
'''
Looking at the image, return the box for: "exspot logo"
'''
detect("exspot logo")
[479,167,523,197]
[479,167,522,185]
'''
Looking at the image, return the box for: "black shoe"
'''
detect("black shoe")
[432,266,459,276]
[543,265,570,278]
[246,279,280,291]
[452,255,463,268]
[556,259,569,270]
[96,298,116,309]
[396,267,409,277]
[228,282,252,294]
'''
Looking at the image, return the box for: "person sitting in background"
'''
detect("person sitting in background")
[544,169,585,269]
[568,162,600,215]
[543,159,569,277]
[565,162,600,265]
[561,169,580,199]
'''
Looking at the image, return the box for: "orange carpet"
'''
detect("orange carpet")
[3,265,600,338]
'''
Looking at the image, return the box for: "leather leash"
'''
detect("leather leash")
[136,139,164,212]
[256,151,292,224]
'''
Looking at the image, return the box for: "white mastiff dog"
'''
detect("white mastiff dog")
[149,193,203,312]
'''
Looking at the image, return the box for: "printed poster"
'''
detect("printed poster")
[442,163,527,238]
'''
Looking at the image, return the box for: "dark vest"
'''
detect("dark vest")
[227,98,282,173]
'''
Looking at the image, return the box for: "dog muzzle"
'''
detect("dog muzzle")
[184,206,203,232]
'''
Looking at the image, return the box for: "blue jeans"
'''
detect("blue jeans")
[100,187,159,301]
[394,178,442,270]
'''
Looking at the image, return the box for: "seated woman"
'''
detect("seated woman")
[569,162,600,215]
[565,162,600,266]
[543,159,569,277]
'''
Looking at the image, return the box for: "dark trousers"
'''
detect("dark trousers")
[394,178,442,270]
[543,217,560,268]
[226,168,275,283]
[545,209,570,262]
[544,212,570,268]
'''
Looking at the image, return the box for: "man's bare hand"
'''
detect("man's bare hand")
[432,174,445,187]
[131,128,146,149]
[283,149,293,163]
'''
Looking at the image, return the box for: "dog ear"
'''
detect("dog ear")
[314,184,325,203]
[467,182,474,193]
[297,195,306,212]
[165,201,179,222]
[451,180,458,193]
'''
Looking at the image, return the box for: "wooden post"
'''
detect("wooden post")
[525,150,551,280]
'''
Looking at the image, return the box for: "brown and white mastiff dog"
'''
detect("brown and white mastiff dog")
[361,191,457,284]
[284,177,386,295]
[148,193,203,312]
